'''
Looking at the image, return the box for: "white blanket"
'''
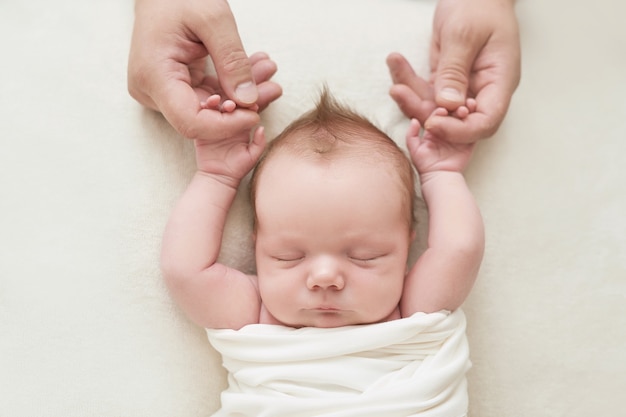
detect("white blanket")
[207,310,470,417]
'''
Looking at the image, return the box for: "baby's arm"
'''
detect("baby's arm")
[401,118,485,315]
[161,100,265,329]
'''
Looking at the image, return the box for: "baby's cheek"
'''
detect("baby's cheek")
[259,276,295,311]
[368,272,404,304]
[388,273,406,301]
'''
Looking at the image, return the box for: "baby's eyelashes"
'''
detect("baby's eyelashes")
[272,254,305,262]
[267,251,388,266]
[348,255,378,262]
[347,253,386,266]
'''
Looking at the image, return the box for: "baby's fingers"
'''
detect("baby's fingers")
[161,82,260,140]
[405,119,423,161]
[406,118,422,141]
[200,94,238,113]
[249,126,266,161]
[200,94,221,110]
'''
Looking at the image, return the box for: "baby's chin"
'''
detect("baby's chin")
[280,309,400,329]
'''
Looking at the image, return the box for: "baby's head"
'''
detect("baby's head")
[251,90,416,228]
[249,89,417,328]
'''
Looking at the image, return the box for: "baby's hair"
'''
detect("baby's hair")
[249,87,417,230]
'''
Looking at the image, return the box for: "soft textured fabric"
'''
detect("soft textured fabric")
[207,310,470,417]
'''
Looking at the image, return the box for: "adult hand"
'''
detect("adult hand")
[388,0,521,143]
[128,0,282,141]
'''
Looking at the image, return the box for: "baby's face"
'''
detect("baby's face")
[254,152,413,328]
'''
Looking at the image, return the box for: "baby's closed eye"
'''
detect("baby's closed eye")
[347,252,387,265]
[272,253,305,263]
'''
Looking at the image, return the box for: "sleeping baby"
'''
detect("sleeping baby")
[161,87,484,416]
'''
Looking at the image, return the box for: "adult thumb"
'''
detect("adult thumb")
[433,34,481,110]
[194,4,258,106]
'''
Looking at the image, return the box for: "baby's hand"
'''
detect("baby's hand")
[426,97,477,123]
[200,94,259,113]
[406,118,474,175]
[195,125,266,185]
[195,94,266,184]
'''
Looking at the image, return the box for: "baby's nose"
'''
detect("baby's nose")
[306,256,345,290]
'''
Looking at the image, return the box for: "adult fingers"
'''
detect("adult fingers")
[389,84,437,124]
[250,55,278,85]
[424,113,490,144]
[248,53,282,111]
[194,55,282,113]
[191,1,258,106]
[387,53,434,101]
[431,28,485,110]
[425,88,503,144]
[159,78,260,141]
[248,51,270,65]
[256,82,283,112]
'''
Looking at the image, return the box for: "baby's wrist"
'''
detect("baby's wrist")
[196,170,242,191]
[419,169,465,188]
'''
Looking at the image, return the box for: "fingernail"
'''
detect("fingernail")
[439,88,463,103]
[235,82,258,104]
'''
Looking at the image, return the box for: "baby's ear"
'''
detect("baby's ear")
[410,229,417,242]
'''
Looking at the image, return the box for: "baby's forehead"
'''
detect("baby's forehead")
[257,147,406,205]
[251,129,416,231]
[271,128,398,164]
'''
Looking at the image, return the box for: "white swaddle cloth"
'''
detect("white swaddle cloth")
[206,309,470,417]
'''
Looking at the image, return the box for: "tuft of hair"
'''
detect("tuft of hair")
[249,86,417,229]
[262,87,392,157]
